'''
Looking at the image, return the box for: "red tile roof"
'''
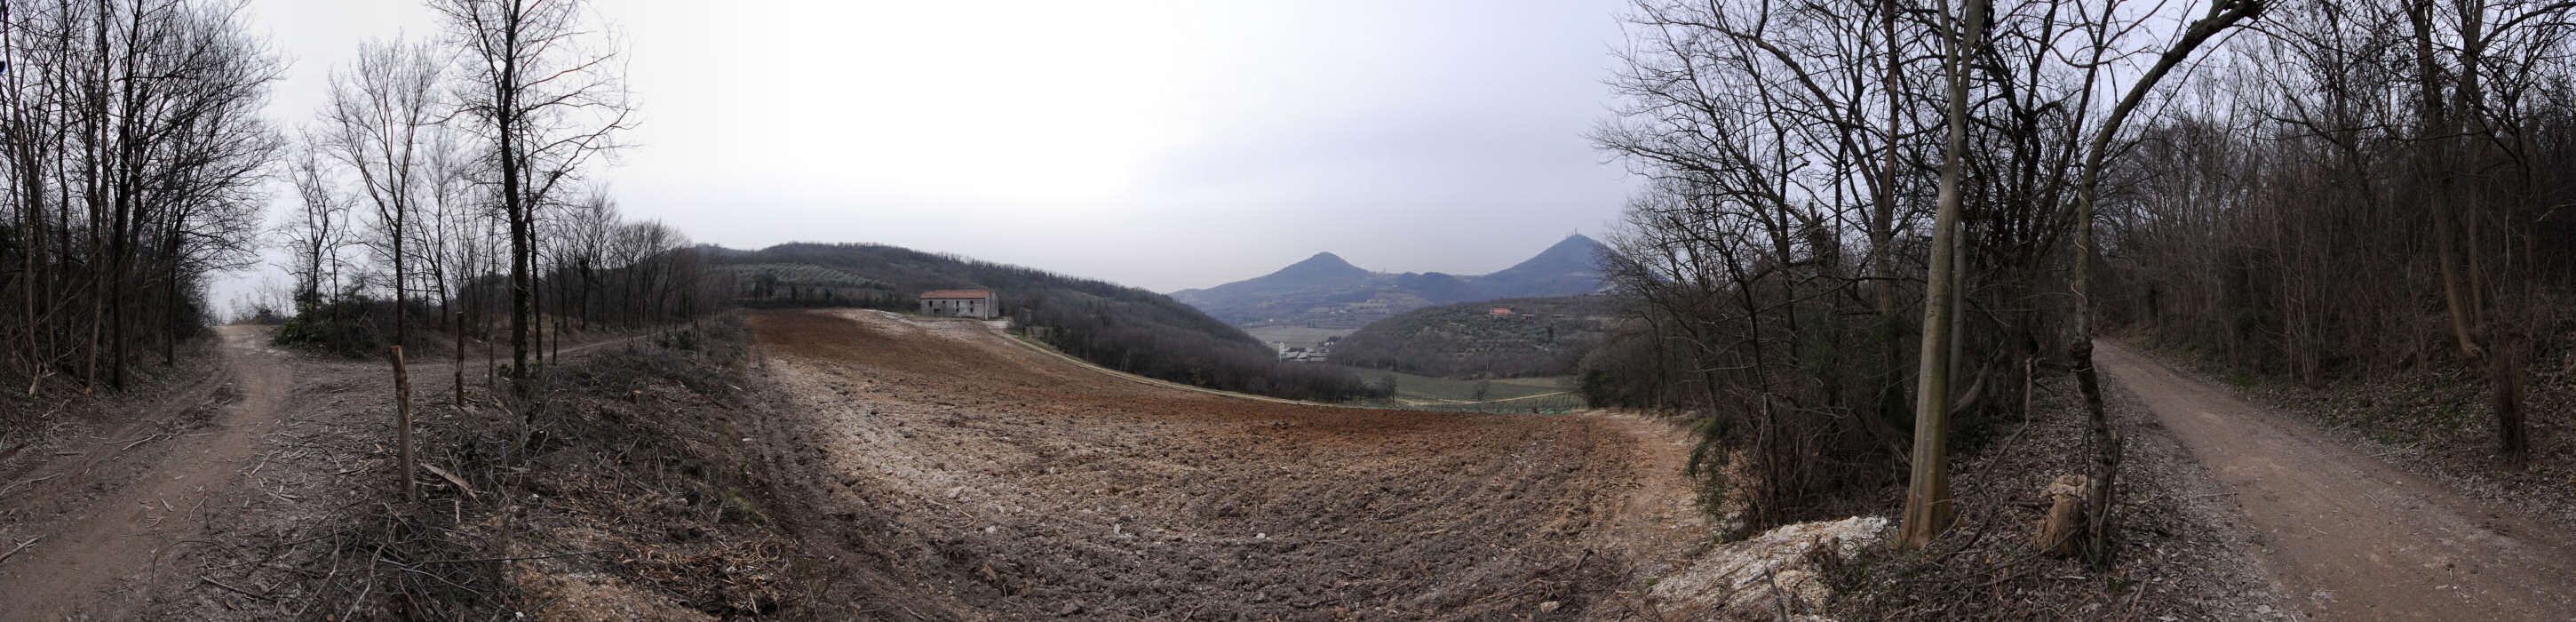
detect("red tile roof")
[918,289,993,299]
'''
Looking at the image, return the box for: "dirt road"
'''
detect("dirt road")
[0,327,647,620]
[2096,341,2576,621]
[0,326,292,620]
[745,309,1712,618]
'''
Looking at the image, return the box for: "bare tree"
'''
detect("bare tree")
[561,187,607,330]
[319,36,449,348]
[1594,0,1962,530]
[1596,0,2302,544]
[2063,0,2265,564]
[2096,0,2576,481]
[431,0,632,398]
[279,143,353,315]
[3,0,282,394]
[2400,0,2572,464]
[1899,0,1991,550]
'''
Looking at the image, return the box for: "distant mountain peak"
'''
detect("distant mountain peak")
[1292,251,1355,268]
[1259,251,1372,282]
[1494,235,1608,275]
[1172,237,1611,328]
[1544,234,1602,252]
[1166,249,1379,307]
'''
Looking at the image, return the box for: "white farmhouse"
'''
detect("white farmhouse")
[918,289,998,319]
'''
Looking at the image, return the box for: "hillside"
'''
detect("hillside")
[741,309,1715,618]
[1169,235,1609,329]
[1332,294,1616,379]
[1475,234,1611,298]
[707,243,1375,401]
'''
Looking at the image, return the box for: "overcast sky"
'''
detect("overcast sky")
[230,0,1638,298]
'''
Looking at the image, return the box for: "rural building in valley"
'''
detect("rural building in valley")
[918,289,998,319]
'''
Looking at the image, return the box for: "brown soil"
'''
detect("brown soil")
[0,325,648,620]
[743,308,1712,619]
[2155,340,2576,538]
[0,326,288,620]
[0,310,1708,619]
[2096,340,2576,620]
[52,307,2511,619]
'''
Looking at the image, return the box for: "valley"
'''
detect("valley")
[5,0,2572,618]
[1241,325,1356,352]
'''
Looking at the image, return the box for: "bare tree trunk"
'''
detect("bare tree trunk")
[390,345,416,503]
[454,311,465,405]
[1900,0,1988,549]
[510,201,529,397]
[532,240,545,370]
[505,97,528,397]
[2070,0,2263,566]
[486,307,497,389]
[1947,233,1968,396]
[2402,0,2529,464]
[2493,349,2525,457]
[1873,0,1909,432]
[394,218,406,348]
[162,231,179,367]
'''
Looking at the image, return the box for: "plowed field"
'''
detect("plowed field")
[743,309,1712,619]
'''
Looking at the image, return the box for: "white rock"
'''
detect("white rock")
[1646,515,1890,618]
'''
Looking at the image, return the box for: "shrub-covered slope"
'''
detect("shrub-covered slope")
[710,243,1377,401]
[1332,294,1614,379]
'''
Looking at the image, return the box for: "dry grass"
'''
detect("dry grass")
[285,315,812,618]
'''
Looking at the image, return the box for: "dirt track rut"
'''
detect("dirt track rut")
[2097,340,2576,621]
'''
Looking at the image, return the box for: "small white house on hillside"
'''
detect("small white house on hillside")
[918,289,998,319]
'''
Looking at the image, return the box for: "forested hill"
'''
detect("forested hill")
[708,243,1376,401]
[1169,235,1610,328]
[1332,294,1615,379]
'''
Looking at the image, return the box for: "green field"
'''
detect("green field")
[1367,371,1570,403]
[1243,325,1356,349]
[1395,393,1587,415]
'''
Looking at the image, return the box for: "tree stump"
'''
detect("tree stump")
[2034,474,2089,556]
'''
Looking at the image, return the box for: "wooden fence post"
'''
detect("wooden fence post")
[454,312,465,406]
[391,346,417,503]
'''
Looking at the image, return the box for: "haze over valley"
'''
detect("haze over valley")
[1170,234,1610,346]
